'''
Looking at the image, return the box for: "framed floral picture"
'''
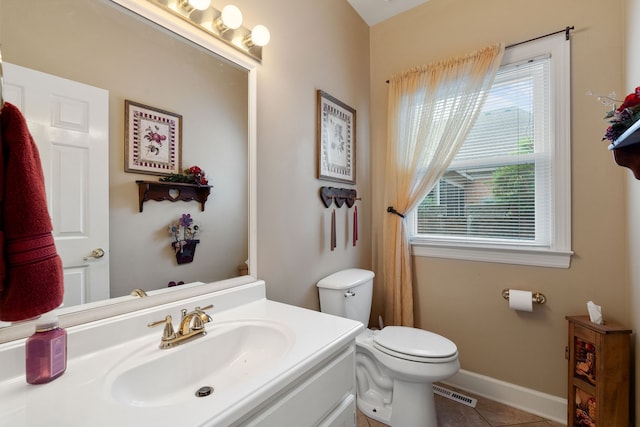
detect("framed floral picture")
[125,100,182,176]
[317,90,356,184]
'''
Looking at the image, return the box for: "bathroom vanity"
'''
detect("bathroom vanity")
[0,281,363,426]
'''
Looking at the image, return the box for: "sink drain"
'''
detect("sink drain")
[195,386,214,397]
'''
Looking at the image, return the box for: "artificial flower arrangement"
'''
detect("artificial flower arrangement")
[593,86,640,144]
[168,213,201,264]
[590,86,640,179]
[160,165,209,186]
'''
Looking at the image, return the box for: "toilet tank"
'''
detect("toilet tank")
[317,268,374,326]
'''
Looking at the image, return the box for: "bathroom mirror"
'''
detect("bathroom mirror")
[0,0,257,342]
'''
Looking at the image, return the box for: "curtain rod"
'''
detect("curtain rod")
[385,25,574,83]
[506,25,574,49]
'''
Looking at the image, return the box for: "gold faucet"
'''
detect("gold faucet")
[130,288,148,297]
[148,304,213,349]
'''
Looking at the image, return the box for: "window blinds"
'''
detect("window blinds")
[417,55,552,245]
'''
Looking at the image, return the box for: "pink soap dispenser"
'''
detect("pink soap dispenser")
[25,313,67,384]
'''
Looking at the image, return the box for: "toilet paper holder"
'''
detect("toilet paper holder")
[501,289,547,305]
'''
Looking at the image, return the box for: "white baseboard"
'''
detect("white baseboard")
[442,369,567,425]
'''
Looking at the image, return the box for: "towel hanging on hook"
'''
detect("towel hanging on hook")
[330,209,336,251]
[353,205,358,247]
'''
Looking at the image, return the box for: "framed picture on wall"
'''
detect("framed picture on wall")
[317,90,356,184]
[124,100,182,176]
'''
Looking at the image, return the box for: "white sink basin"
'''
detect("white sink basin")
[0,282,364,427]
[104,319,293,407]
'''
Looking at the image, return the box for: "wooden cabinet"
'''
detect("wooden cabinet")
[566,316,631,427]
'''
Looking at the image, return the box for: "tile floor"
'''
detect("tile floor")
[356,384,565,427]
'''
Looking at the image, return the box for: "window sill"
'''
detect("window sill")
[410,239,573,268]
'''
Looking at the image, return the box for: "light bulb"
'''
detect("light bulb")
[188,0,211,10]
[250,25,270,47]
[221,5,243,30]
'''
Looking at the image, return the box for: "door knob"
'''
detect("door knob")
[83,248,105,260]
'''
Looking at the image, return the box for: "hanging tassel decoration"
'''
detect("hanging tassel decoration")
[331,209,336,251]
[353,205,358,247]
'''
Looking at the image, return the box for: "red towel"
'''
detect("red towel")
[330,209,336,251]
[0,102,64,321]
[353,205,358,247]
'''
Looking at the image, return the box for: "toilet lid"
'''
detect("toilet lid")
[373,326,458,361]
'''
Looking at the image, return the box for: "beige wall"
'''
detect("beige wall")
[625,0,639,421]
[230,0,372,308]
[370,0,628,398]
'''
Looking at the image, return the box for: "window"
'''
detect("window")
[410,34,572,268]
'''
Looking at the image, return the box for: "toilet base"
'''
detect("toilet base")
[357,380,437,427]
[357,397,392,426]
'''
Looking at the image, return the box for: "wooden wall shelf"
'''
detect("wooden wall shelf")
[136,180,212,212]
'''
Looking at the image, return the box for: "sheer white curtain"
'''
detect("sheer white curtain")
[382,43,504,326]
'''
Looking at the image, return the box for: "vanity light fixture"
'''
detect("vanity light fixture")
[215,5,243,32]
[244,24,271,48]
[147,0,269,62]
[188,0,211,10]
[177,0,210,13]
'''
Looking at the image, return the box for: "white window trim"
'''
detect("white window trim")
[411,241,573,268]
[410,33,573,268]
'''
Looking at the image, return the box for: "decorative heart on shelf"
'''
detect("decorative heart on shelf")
[168,188,180,199]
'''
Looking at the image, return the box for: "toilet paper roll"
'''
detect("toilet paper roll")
[509,290,533,312]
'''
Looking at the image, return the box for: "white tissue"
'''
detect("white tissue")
[508,290,533,312]
[587,301,603,324]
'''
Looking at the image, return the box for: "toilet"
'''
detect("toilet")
[317,268,460,427]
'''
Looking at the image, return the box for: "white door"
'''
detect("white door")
[3,63,110,307]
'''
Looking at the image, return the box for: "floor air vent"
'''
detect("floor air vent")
[432,384,477,408]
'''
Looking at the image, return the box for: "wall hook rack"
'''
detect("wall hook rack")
[320,186,359,208]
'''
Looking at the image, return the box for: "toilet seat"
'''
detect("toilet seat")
[373,326,458,363]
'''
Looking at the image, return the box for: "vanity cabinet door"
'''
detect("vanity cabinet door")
[240,345,356,427]
[318,394,356,427]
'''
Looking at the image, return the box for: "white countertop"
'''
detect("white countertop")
[0,281,363,426]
